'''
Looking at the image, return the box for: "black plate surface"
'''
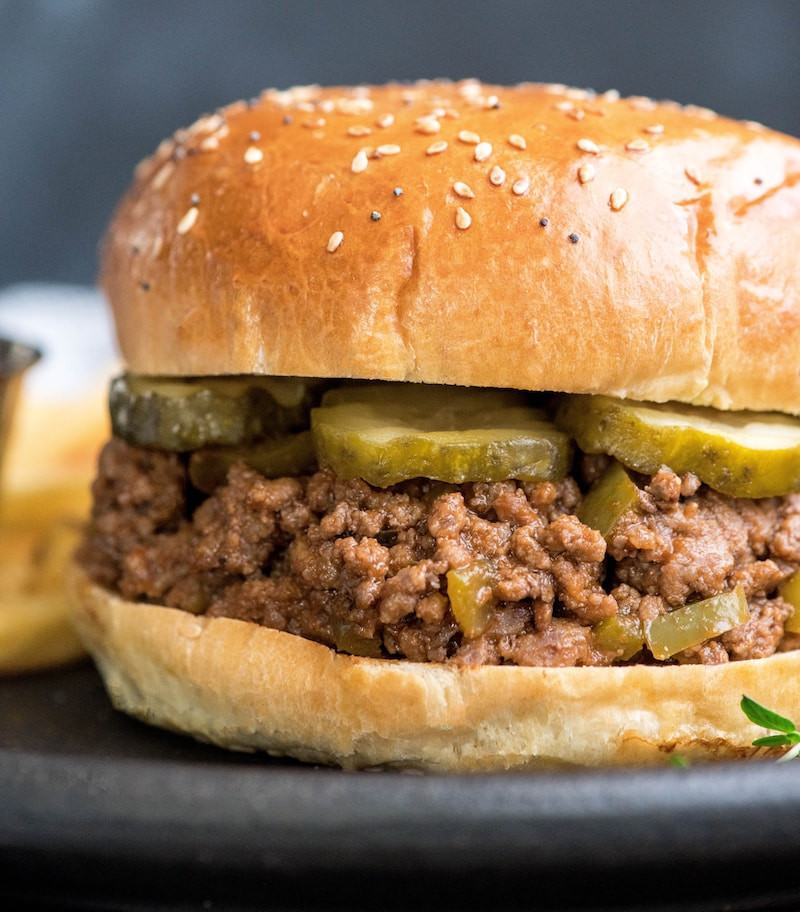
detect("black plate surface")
[3,661,800,912]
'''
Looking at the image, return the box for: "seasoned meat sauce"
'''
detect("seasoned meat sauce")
[77,438,800,666]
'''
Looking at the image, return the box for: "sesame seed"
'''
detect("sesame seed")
[249,130,261,142]
[336,97,374,116]
[485,94,500,109]
[426,140,448,155]
[244,146,263,164]
[556,101,574,112]
[190,193,200,205]
[415,117,441,135]
[685,104,716,120]
[625,138,650,152]
[512,176,530,196]
[569,232,580,243]
[282,115,293,125]
[578,164,595,184]
[393,187,404,196]
[458,130,481,145]
[576,138,600,154]
[177,207,199,235]
[376,113,394,128]
[566,88,590,101]
[644,124,665,135]
[474,141,492,162]
[370,211,381,221]
[609,187,629,211]
[348,125,372,137]
[453,181,475,198]
[200,135,219,151]
[152,161,175,190]
[567,108,586,121]
[539,217,549,227]
[351,149,369,173]
[629,96,657,112]
[327,231,344,252]
[508,134,527,150]
[376,143,401,156]
[455,207,472,230]
[489,166,506,186]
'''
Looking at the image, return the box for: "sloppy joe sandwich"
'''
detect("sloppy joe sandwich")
[70,80,800,769]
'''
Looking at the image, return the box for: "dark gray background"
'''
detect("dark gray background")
[1,0,798,289]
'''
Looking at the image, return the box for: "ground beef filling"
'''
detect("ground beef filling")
[77,438,800,667]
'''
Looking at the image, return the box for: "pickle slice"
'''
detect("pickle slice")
[188,432,316,493]
[311,384,570,487]
[779,571,800,634]
[555,394,800,499]
[110,373,319,451]
[644,586,749,660]
[446,559,495,637]
[578,460,640,539]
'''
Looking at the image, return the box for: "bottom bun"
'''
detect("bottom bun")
[68,565,798,771]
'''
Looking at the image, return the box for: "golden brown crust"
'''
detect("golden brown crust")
[69,565,800,770]
[102,80,800,413]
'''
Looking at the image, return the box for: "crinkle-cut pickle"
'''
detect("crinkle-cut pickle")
[311,383,570,487]
[555,394,800,498]
[644,586,749,661]
[110,373,317,451]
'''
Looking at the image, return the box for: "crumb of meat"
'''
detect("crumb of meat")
[78,441,800,667]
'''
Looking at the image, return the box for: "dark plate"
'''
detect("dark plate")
[3,661,800,912]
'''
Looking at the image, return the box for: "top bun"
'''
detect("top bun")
[102,81,800,414]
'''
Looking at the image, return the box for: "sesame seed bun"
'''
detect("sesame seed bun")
[103,80,800,413]
[73,82,800,770]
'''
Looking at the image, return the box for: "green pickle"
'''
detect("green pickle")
[446,560,495,637]
[555,394,800,498]
[330,619,383,658]
[188,432,316,493]
[779,570,800,634]
[592,614,645,661]
[644,585,749,661]
[311,383,570,487]
[578,460,640,539]
[110,373,318,451]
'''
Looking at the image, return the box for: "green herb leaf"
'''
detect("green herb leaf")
[752,734,798,748]
[740,695,798,734]
[669,753,691,768]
